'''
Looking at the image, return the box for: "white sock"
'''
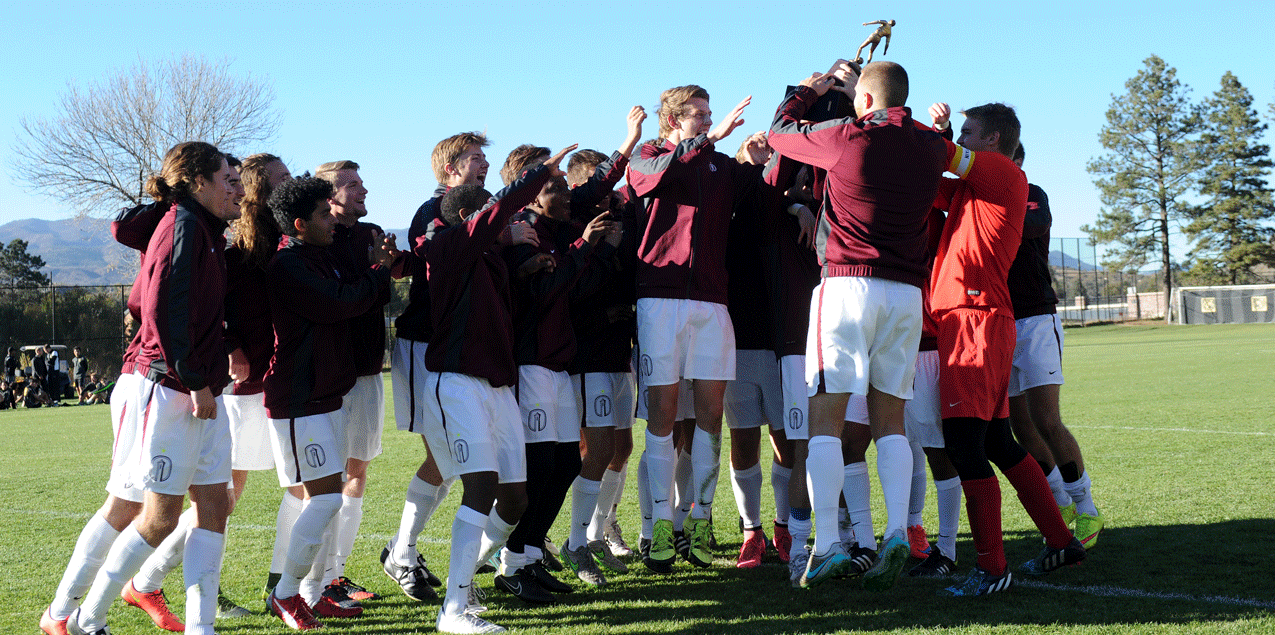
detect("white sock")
[76,526,157,632]
[690,427,721,521]
[875,434,913,540]
[771,463,791,524]
[393,476,443,566]
[644,431,675,523]
[935,476,962,559]
[50,511,121,619]
[330,494,363,580]
[787,511,812,561]
[569,476,602,547]
[1046,466,1071,507]
[445,506,486,617]
[183,528,224,631]
[806,435,844,554]
[271,492,304,575]
[275,493,341,600]
[908,441,927,526]
[610,464,628,519]
[730,462,763,529]
[475,506,517,576]
[1064,470,1099,516]
[838,507,853,545]
[302,513,338,606]
[844,462,876,550]
[133,507,193,593]
[674,448,693,528]
[498,547,530,576]
[637,452,653,539]
[589,469,622,542]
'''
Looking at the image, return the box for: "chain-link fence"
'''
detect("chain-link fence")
[1049,237,1167,324]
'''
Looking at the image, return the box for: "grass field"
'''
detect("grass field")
[4,322,1274,634]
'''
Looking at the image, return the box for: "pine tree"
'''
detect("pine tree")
[1184,72,1275,284]
[1084,55,1202,322]
[0,239,51,288]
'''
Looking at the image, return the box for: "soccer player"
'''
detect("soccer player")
[418,148,572,634]
[767,61,948,590]
[313,160,391,603]
[262,175,396,629]
[65,142,239,635]
[1006,144,1104,547]
[384,132,492,602]
[629,84,766,572]
[927,102,1086,597]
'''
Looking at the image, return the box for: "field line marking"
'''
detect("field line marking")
[1017,579,1275,609]
[1071,425,1270,437]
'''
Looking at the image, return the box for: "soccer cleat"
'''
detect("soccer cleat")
[800,541,852,588]
[466,584,488,614]
[262,572,282,612]
[638,536,652,560]
[331,576,379,601]
[314,593,364,618]
[773,523,792,564]
[908,549,957,578]
[493,568,557,605]
[476,553,499,575]
[736,528,767,569]
[381,543,440,601]
[603,517,632,557]
[644,519,676,573]
[1059,502,1078,527]
[216,588,252,618]
[437,607,506,634]
[268,591,323,631]
[525,559,574,594]
[1074,509,1105,548]
[64,610,110,635]
[121,581,184,631]
[540,537,564,571]
[40,607,70,635]
[788,546,810,588]
[542,536,561,557]
[707,517,719,550]
[907,524,932,559]
[320,582,363,611]
[863,531,910,592]
[1020,537,1087,576]
[589,539,629,574]
[847,543,877,577]
[673,529,691,562]
[685,518,714,568]
[939,565,1013,597]
[561,538,608,586]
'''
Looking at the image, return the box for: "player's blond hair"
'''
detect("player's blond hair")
[656,85,710,140]
[432,132,490,184]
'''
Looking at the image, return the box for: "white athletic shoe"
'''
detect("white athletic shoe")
[437,607,505,634]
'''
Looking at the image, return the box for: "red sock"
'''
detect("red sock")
[1004,454,1073,548]
[960,476,1006,575]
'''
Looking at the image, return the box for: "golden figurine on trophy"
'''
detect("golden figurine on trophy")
[853,19,895,65]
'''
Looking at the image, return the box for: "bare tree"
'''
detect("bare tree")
[11,54,282,216]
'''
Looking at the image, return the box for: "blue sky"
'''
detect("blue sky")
[2,1,1272,256]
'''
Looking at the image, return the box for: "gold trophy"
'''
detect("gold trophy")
[853,20,895,65]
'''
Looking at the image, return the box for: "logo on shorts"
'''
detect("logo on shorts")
[149,455,173,483]
[593,395,612,418]
[453,439,470,464]
[640,355,653,378]
[304,444,326,468]
[527,409,547,432]
[787,408,804,430]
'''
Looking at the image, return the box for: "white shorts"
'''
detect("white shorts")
[725,349,783,430]
[1009,313,1065,397]
[806,277,921,400]
[518,365,580,444]
[105,372,145,503]
[129,379,232,496]
[844,393,869,425]
[392,338,430,434]
[904,350,944,448]
[636,297,735,386]
[422,372,527,484]
[225,392,274,471]
[573,372,635,430]
[634,340,696,422]
[343,374,385,462]
[270,410,347,487]
[777,355,809,441]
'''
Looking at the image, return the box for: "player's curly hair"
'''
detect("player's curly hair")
[145,142,225,204]
[232,153,286,268]
[500,144,551,186]
[440,184,492,227]
[962,103,1021,158]
[269,174,334,237]
[656,85,710,141]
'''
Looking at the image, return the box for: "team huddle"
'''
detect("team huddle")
[39,58,1105,635]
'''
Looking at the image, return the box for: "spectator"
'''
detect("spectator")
[71,347,89,392]
[23,376,52,408]
[32,348,48,386]
[3,347,18,383]
[44,344,63,403]
[0,380,15,410]
[79,373,107,405]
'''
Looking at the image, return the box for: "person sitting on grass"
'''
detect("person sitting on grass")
[23,376,52,408]
[79,374,108,405]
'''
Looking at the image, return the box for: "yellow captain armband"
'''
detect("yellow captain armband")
[949,146,975,179]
